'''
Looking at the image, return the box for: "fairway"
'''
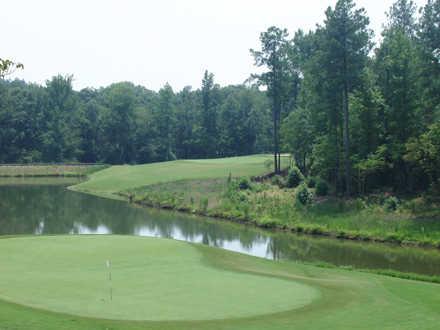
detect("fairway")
[71,155,282,197]
[0,236,317,321]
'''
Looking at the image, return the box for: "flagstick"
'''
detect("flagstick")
[106,260,112,301]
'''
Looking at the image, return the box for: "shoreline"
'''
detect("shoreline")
[126,195,440,250]
[0,179,432,283]
[66,178,440,252]
[67,187,440,283]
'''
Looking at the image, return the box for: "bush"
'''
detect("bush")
[271,175,285,188]
[315,179,329,196]
[384,196,399,211]
[307,177,316,188]
[238,177,252,190]
[286,167,303,188]
[296,184,312,205]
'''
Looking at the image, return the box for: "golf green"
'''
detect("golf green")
[0,235,318,321]
[1,235,440,329]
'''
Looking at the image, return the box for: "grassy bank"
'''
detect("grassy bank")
[0,235,439,329]
[0,164,108,177]
[70,155,440,248]
[127,178,440,248]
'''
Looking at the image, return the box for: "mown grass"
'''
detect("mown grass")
[72,155,285,196]
[0,164,108,177]
[0,235,439,330]
[0,235,316,321]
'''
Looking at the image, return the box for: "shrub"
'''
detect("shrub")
[237,191,248,202]
[384,196,399,211]
[271,175,285,188]
[307,177,316,188]
[296,184,312,205]
[286,167,303,188]
[238,177,252,190]
[315,179,329,196]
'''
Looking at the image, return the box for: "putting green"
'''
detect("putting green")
[0,236,318,321]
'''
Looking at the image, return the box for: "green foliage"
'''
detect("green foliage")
[271,175,285,188]
[296,184,312,205]
[275,0,440,196]
[100,82,136,164]
[0,58,23,79]
[2,0,440,200]
[405,122,440,183]
[0,75,272,164]
[154,83,176,161]
[315,0,373,196]
[200,71,221,157]
[384,196,400,211]
[349,68,385,160]
[238,177,252,190]
[250,26,298,173]
[307,177,316,188]
[315,179,329,197]
[418,0,440,124]
[282,107,313,174]
[286,167,303,188]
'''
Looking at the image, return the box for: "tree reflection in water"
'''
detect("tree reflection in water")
[1,181,439,276]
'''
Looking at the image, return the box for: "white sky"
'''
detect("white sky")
[1,0,427,91]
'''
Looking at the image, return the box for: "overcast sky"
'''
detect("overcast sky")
[1,0,427,91]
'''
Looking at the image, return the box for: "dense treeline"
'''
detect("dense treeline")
[252,0,440,195]
[1,0,439,197]
[0,73,272,164]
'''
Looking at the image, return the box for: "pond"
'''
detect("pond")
[1,178,439,276]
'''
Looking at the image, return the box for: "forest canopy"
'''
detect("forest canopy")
[1,0,439,196]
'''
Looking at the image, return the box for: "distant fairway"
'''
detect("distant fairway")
[71,155,281,197]
[0,235,439,329]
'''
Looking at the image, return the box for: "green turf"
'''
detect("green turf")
[0,236,317,321]
[0,235,439,329]
[70,155,279,197]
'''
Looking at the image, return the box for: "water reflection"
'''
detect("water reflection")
[0,181,439,276]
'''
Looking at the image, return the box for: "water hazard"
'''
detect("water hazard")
[1,178,439,276]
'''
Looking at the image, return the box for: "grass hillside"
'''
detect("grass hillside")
[0,235,439,329]
[71,155,440,247]
[71,155,281,198]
